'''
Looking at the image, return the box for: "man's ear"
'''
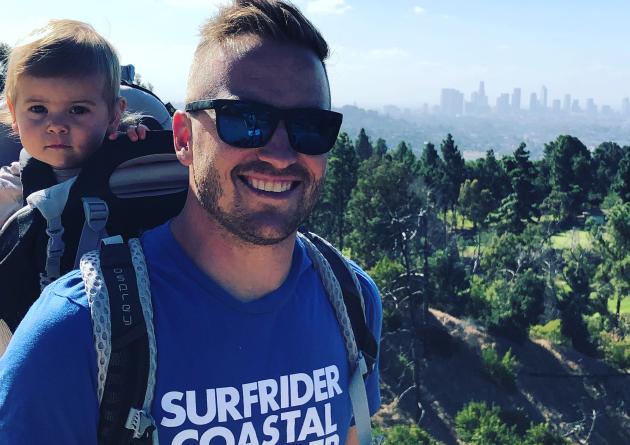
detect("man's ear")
[107,97,126,136]
[173,110,193,166]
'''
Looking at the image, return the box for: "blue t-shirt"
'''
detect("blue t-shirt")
[0,222,382,445]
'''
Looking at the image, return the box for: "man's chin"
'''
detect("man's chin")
[215,210,303,246]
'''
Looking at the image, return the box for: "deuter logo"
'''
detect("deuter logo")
[113,267,133,326]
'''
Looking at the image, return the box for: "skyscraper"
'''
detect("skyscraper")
[552,99,561,112]
[563,94,571,113]
[571,99,581,113]
[512,88,521,111]
[529,92,538,111]
[622,98,630,116]
[496,93,510,114]
[540,85,548,109]
[440,88,464,115]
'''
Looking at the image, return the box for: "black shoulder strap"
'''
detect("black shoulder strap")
[306,233,378,374]
[19,155,56,204]
[98,241,153,444]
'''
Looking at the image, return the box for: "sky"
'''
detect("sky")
[2,0,630,110]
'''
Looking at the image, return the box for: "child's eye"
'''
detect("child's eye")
[70,105,90,115]
[28,105,47,114]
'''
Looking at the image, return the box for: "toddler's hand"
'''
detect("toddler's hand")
[109,124,149,142]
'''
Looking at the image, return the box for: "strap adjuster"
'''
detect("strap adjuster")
[125,408,157,441]
[82,197,109,232]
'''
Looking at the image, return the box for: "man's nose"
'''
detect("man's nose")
[257,120,298,169]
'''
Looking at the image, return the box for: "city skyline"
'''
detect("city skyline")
[2,1,630,109]
[433,81,630,116]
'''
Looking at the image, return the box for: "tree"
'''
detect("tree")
[374,138,388,159]
[544,135,592,225]
[133,72,154,91]
[429,242,468,315]
[347,142,429,422]
[501,143,538,232]
[346,141,423,267]
[559,248,597,354]
[470,149,511,209]
[440,134,465,223]
[355,128,373,162]
[592,142,625,202]
[0,42,10,92]
[307,132,357,248]
[420,142,445,209]
[594,202,630,319]
[458,179,494,258]
[612,149,630,203]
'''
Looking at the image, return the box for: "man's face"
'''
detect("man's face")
[187,39,330,245]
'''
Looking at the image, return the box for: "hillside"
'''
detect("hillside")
[375,309,630,445]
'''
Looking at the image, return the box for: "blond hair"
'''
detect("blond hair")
[0,19,121,125]
[187,0,329,102]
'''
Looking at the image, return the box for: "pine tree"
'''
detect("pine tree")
[420,142,445,209]
[307,132,358,248]
[374,138,388,159]
[355,128,373,162]
[440,134,465,225]
[544,135,592,224]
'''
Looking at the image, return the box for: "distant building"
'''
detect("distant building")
[540,85,548,109]
[622,98,630,115]
[601,105,613,116]
[529,92,538,111]
[440,88,464,115]
[511,88,521,111]
[586,98,597,115]
[496,93,510,114]
[552,99,561,112]
[563,94,571,113]
[383,105,402,118]
[571,99,581,113]
[466,81,490,114]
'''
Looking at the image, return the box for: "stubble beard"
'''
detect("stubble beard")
[193,161,324,246]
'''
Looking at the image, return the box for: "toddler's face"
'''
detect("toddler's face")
[9,74,119,169]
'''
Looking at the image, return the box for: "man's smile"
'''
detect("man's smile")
[238,173,302,196]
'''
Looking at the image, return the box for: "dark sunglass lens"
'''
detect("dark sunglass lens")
[287,110,342,155]
[216,103,275,148]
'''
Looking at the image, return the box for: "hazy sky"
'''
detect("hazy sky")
[2,0,630,110]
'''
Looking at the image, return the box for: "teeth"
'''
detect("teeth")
[248,178,293,193]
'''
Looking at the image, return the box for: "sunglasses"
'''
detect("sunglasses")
[185,99,343,155]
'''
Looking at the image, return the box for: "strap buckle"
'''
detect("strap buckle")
[125,408,157,441]
[82,197,109,232]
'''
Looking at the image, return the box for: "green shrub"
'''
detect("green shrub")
[455,401,517,445]
[373,424,443,445]
[455,402,568,445]
[584,313,630,369]
[368,256,405,293]
[598,331,630,370]
[529,319,568,344]
[368,257,406,331]
[523,423,568,445]
[481,345,518,389]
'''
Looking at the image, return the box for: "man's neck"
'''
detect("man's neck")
[170,201,297,302]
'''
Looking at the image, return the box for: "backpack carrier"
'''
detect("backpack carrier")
[0,130,187,332]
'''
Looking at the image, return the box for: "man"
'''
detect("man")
[0,1,382,444]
